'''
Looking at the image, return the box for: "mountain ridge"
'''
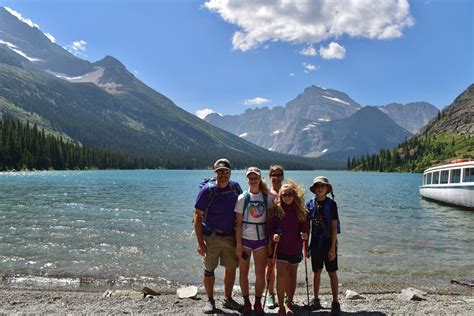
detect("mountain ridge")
[204,85,435,160]
[0,7,338,169]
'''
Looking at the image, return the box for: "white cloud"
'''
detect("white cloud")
[244,97,271,105]
[300,45,317,56]
[303,62,318,73]
[195,108,221,119]
[65,40,88,57]
[204,0,414,51]
[72,40,87,51]
[289,72,295,77]
[4,7,39,28]
[319,42,346,59]
[44,33,56,43]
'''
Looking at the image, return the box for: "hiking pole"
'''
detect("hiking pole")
[263,241,278,308]
[303,240,310,316]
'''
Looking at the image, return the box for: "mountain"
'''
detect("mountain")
[205,85,420,160]
[205,85,362,156]
[293,106,411,160]
[0,7,337,170]
[379,102,439,133]
[0,7,94,76]
[349,84,474,172]
[421,85,474,136]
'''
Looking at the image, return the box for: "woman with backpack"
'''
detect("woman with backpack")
[234,167,273,315]
[265,165,285,309]
[267,180,309,315]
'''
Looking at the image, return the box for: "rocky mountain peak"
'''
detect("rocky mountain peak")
[423,84,474,136]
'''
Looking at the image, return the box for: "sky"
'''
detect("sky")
[1,0,473,117]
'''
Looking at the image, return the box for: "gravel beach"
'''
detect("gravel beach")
[1,281,472,315]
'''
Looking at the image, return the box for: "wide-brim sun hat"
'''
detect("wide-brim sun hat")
[246,166,261,177]
[214,158,231,170]
[310,176,333,194]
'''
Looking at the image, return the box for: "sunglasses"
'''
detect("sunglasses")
[216,169,230,175]
[281,192,294,198]
[270,173,283,177]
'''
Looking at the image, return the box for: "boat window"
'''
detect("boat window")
[432,171,440,184]
[463,168,474,183]
[450,169,461,183]
[440,170,449,184]
[427,172,432,184]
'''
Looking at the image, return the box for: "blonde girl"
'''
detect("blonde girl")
[267,180,309,315]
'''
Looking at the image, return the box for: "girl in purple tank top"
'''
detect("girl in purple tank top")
[267,180,309,316]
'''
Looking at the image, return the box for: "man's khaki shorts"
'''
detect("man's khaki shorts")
[204,235,239,271]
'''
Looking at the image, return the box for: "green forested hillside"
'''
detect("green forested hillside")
[348,84,474,172]
[0,116,162,171]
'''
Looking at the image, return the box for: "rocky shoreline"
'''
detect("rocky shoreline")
[0,281,472,315]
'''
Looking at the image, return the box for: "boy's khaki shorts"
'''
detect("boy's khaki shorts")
[204,235,238,271]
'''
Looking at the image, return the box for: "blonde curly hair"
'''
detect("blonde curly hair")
[270,180,307,222]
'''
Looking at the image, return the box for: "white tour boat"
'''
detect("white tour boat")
[419,159,474,209]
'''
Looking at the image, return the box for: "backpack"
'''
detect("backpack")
[199,178,242,235]
[307,198,341,240]
[242,190,268,241]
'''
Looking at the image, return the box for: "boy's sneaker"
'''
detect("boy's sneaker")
[266,294,278,309]
[241,301,252,315]
[309,298,322,310]
[203,298,216,314]
[253,300,265,316]
[331,301,341,315]
[223,297,242,312]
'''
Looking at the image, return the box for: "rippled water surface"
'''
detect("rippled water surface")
[1,170,473,287]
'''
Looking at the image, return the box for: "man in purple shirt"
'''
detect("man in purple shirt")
[194,158,242,313]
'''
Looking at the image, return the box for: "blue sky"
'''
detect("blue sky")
[1,0,473,116]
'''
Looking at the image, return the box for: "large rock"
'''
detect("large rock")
[399,287,427,301]
[345,289,366,300]
[102,290,144,299]
[177,286,198,299]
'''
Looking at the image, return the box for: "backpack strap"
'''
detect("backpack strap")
[242,190,267,241]
[322,198,341,234]
[202,182,217,225]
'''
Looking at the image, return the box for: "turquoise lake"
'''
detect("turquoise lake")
[1,170,473,288]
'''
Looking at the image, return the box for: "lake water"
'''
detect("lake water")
[1,170,473,288]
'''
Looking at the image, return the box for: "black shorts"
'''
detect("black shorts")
[276,252,303,265]
[310,239,338,272]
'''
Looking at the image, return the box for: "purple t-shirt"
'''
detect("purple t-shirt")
[194,182,240,232]
[267,203,309,256]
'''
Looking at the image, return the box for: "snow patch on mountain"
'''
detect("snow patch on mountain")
[303,122,318,131]
[0,40,42,62]
[322,95,350,105]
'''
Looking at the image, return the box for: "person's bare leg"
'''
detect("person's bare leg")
[224,266,237,299]
[328,271,339,303]
[313,269,322,299]
[286,264,298,302]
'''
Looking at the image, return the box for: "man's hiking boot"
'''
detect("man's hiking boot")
[253,300,265,316]
[241,301,252,315]
[203,298,216,314]
[331,301,341,315]
[309,298,322,310]
[223,297,242,312]
[265,294,277,309]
